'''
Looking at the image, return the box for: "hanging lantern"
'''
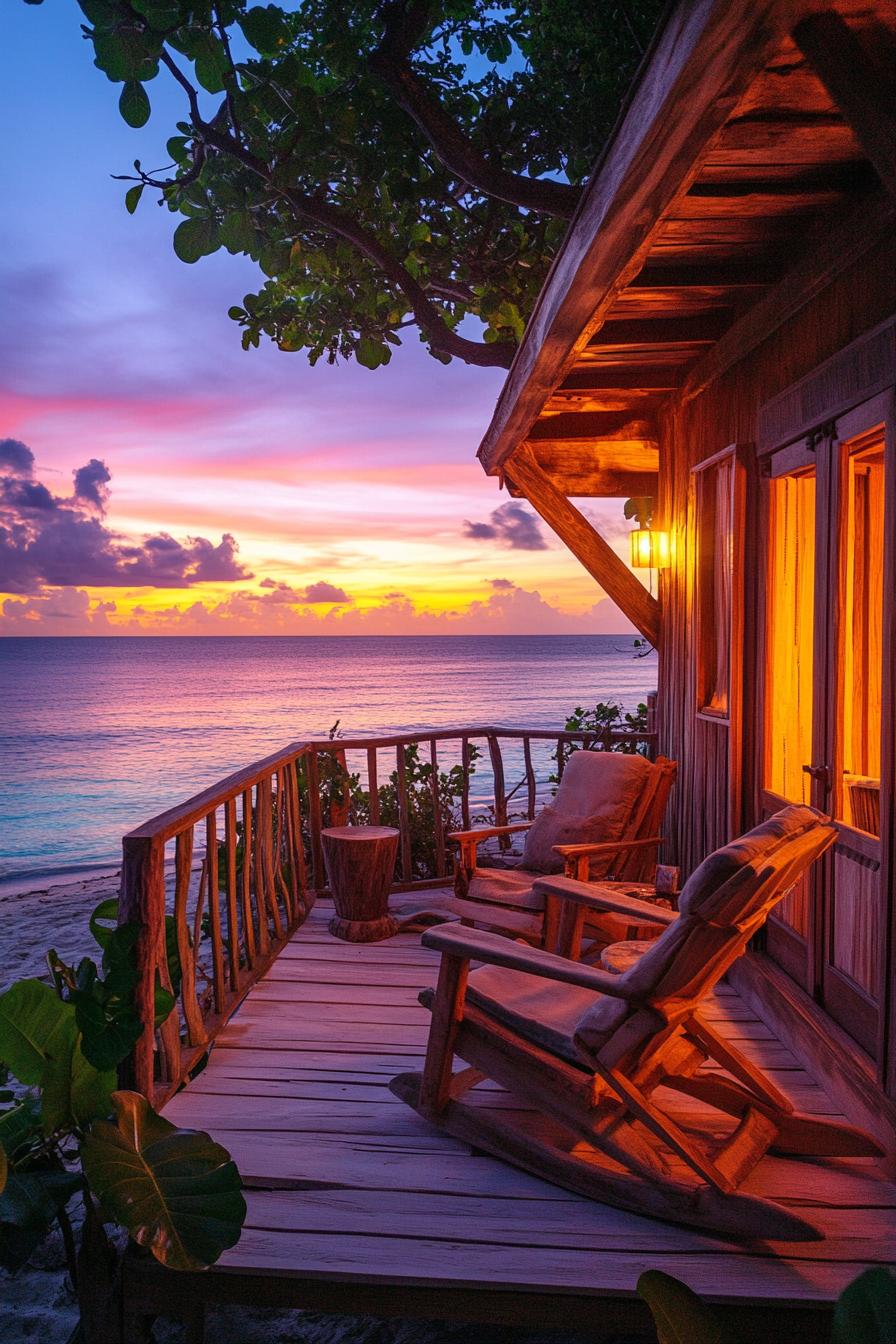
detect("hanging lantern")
[630,527,671,569]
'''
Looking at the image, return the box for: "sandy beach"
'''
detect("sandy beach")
[0,873,619,1344]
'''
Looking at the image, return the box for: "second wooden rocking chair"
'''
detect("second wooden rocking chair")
[392,806,882,1241]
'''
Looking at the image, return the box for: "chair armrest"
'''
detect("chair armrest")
[447,822,532,846]
[420,923,634,998]
[552,835,663,860]
[533,874,678,926]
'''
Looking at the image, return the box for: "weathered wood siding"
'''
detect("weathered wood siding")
[657,231,896,875]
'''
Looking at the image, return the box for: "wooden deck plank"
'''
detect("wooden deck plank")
[158,894,896,1323]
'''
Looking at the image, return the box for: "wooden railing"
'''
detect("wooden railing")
[120,711,657,1103]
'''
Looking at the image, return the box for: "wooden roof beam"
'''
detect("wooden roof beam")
[528,413,658,442]
[793,11,896,203]
[681,187,895,403]
[506,469,658,500]
[631,262,783,289]
[559,367,682,392]
[587,315,731,349]
[477,0,786,476]
[505,445,661,647]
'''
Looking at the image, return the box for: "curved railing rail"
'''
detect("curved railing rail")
[120,711,657,1103]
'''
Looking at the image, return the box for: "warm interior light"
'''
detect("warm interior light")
[630,527,670,569]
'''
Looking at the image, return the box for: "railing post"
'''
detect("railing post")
[119,834,166,1098]
[395,744,412,881]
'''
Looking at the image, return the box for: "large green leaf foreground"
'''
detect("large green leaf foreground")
[82,1091,246,1271]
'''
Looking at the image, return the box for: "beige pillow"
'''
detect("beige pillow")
[521,806,616,874]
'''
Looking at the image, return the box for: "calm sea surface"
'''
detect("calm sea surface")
[0,635,656,886]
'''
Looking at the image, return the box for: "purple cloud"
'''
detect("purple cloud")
[301,581,352,604]
[73,458,111,512]
[489,577,515,590]
[462,502,548,551]
[0,439,35,476]
[0,441,251,594]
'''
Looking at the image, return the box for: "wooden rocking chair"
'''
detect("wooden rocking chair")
[441,751,677,949]
[392,806,882,1241]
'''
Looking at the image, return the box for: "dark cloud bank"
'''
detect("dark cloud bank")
[462,501,547,551]
[0,438,251,595]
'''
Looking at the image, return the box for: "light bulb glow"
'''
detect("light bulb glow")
[630,528,671,569]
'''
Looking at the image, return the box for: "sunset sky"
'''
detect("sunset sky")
[1,4,640,637]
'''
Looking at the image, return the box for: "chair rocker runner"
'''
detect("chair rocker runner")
[391,806,882,1241]
[412,750,677,949]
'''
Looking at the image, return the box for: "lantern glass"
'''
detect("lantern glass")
[630,528,670,569]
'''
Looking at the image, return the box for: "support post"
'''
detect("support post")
[119,834,166,1097]
[506,443,661,647]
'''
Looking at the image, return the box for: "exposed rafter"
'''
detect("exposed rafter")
[793,11,896,202]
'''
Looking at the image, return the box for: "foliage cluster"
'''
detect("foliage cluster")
[0,899,246,1336]
[25,0,664,368]
[311,738,479,879]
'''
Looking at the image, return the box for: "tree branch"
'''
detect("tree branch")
[168,99,514,366]
[371,3,581,220]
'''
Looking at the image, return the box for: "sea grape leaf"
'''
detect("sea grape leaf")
[82,1091,246,1270]
[119,80,151,128]
[0,981,73,1086]
[636,1270,728,1344]
[173,216,219,263]
[832,1268,896,1344]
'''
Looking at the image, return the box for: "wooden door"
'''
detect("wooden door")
[762,392,892,1058]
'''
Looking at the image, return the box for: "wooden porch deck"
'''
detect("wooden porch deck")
[144,891,896,1341]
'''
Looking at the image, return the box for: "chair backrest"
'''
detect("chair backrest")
[521,751,673,877]
[573,806,836,1059]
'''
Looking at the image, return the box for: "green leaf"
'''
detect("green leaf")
[356,336,390,370]
[219,211,258,256]
[0,1098,41,1164]
[173,216,219,264]
[93,27,156,82]
[239,5,286,56]
[0,1142,6,1196]
[166,135,190,164]
[40,1016,115,1136]
[637,1271,728,1344]
[832,1268,896,1344]
[82,1091,246,1270]
[0,981,72,1086]
[194,48,225,94]
[125,183,145,215]
[89,897,120,952]
[119,80,151,128]
[72,958,143,1073]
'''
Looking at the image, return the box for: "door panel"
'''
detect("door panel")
[764,468,816,989]
[762,403,887,1055]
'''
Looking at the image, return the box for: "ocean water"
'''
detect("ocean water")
[0,635,656,886]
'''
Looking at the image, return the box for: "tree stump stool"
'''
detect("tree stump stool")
[321,825,400,942]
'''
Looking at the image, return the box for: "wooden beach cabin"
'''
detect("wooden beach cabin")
[475,0,896,1155]
[118,0,896,1337]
